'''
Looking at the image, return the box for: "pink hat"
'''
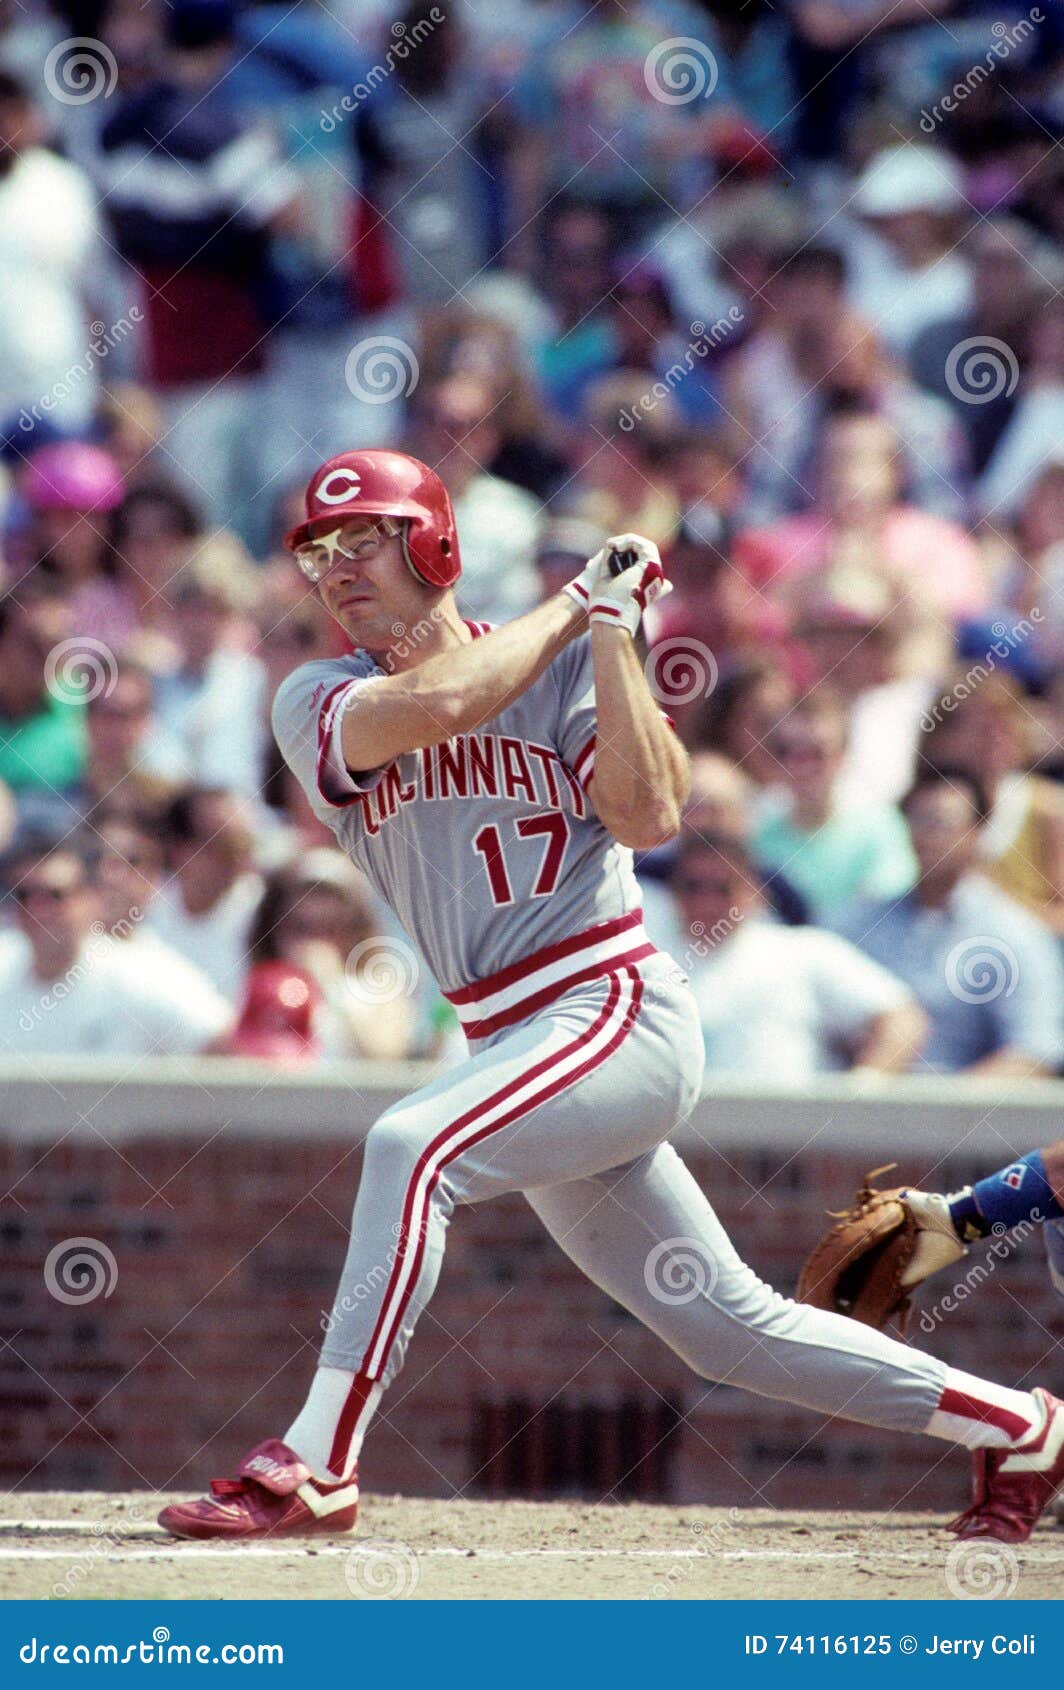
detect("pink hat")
[24,443,125,514]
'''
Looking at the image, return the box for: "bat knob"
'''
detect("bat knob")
[608,547,638,577]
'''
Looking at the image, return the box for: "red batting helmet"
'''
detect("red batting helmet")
[284,449,461,588]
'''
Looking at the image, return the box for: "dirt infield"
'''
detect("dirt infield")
[2,1493,1063,1600]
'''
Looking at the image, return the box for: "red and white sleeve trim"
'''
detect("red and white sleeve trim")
[314,679,384,807]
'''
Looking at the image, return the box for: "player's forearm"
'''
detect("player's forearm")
[852,1004,927,1074]
[588,625,688,850]
[343,593,586,766]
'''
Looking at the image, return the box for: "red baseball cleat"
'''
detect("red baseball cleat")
[158,1439,359,1540]
[948,1389,1064,1544]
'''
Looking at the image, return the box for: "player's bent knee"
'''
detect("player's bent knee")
[362,1107,433,1172]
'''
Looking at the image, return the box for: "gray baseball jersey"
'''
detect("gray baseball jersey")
[271,624,655,1031]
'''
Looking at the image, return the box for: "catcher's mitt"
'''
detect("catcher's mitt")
[797,1164,917,1333]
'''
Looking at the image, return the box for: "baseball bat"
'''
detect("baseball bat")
[608,546,639,576]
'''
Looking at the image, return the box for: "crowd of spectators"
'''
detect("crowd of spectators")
[0,0,1061,1078]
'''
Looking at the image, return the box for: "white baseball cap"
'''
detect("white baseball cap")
[854,145,965,218]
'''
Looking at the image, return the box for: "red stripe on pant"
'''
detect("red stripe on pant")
[327,970,643,1476]
[937,1385,1034,1442]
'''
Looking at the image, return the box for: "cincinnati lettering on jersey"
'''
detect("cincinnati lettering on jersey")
[358,732,587,836]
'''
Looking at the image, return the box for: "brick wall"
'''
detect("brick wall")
[4,1091,1062,1513]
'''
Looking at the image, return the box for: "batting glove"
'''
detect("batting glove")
[588,534,670,636]
[561,551,602,616]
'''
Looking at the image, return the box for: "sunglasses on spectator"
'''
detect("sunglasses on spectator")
[675,872,740,895]
[12,879,85,904]
[294,519,402,584]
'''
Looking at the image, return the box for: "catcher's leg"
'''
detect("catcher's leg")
[528,1141,1048,1450]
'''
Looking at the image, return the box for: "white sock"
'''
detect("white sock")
[926,1366,1046,1450]
[284,1366,382,1483]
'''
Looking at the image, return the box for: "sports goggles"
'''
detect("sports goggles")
[294,518,403,584]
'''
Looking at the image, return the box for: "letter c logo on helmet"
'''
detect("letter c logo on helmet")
[314,468,362,506]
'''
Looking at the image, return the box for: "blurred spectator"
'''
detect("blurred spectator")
[110,479,203,656]
[686,659,796,796]
[22,443,129,646]
[96,384,167,486]
[224,961,323,1064]
[910,218,1045,472]
[149,787,263,999]
[91,0,300,536]
[674,831,926,1079]
[726,245,967,522]
[0,69,103,442]
[152,532,268,796]
[407,373,540,623]
[919,671,1064,936]
[978,293,1064,519]
[89,805,236,1013]
[532,516,607,604]
[0,838,231,1055]
[512,1,719,247]
[847,143,973,359]
[0,586,85,830]
[248,851,415,1059]
[836,768,1063,1077]
[75,662,184,823]
[733,412,987,669]
[367,5,490,303]
[754,689,917,923]
[566,372,681,547]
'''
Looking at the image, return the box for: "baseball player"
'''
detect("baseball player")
[160,450,1064,1545]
